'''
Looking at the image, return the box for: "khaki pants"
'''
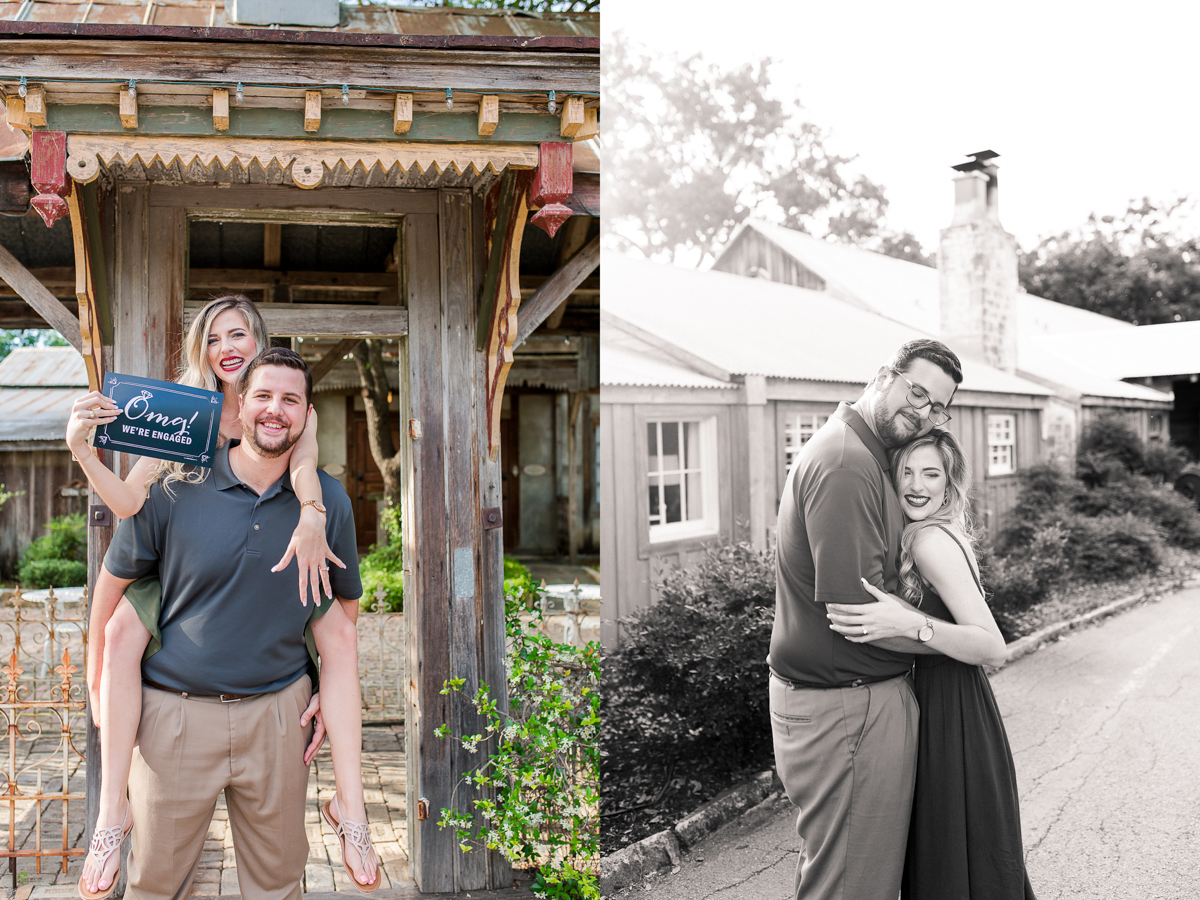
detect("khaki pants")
[770,672,918,900]
[125,675,313,900]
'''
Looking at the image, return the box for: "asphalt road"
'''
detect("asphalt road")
[638,586,1200,899]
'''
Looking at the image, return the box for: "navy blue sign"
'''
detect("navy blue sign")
[94,373,223,467]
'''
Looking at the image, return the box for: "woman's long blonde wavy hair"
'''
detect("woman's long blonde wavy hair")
[892,429,978,607]
[149,295,268,492]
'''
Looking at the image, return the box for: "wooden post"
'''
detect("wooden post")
[212,88,229,132]
[304,91,322,132]
[568,392,582,564]
[394,94,413,135]
[477,96,499,136]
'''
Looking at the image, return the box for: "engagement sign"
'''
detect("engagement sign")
[94,374,223,467]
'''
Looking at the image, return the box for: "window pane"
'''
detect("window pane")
[648,481,661,525]
[683,421,701,469]
[647,422,658,462]
[686,471,704,520]
[663,482,682,524]
[662,421,679,458]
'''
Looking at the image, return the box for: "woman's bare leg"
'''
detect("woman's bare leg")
[310,601,378,887]
[81,599,151,895]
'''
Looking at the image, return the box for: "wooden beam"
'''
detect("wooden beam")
[559,96,584,137]
[477,95,499,136]
[24,86,46,127]
[514,234,598,347]
[212,88,229,131]
[4,96,29,132]
[393,93,413,134]
[183,301,407,338]
[309,337,362,385]
[0,298,78,328]
[304,90,322,132]
[0,240,82,352]
[118,86,138,129]
[262,224,281,269]
[65,182,104,390]
[188,268,394,290]
[576,106,599,141]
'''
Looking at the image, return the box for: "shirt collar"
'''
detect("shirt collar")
[213,439,296,495]
[834,403,892,475]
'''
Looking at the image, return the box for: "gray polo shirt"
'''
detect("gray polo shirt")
[768,403,912,687]
[104,439,362,695]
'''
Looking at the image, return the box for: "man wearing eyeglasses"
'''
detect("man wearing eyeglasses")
[768,338,962,900]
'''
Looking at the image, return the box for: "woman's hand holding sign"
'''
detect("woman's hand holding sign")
[66,391,120,459]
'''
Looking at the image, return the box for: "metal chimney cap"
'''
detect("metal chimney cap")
[951,150,1000,172]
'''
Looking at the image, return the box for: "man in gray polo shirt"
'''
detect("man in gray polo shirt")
[101,347,361,900]
[769,338,962,900]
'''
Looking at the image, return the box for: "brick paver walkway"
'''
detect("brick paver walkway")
[10,725,410,898]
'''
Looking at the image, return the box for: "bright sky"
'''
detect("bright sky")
[604,0,1200,252]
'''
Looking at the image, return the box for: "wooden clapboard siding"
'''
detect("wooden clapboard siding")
[711,228,825,291]
[0,448,86,578]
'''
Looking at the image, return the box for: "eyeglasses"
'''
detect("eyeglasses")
[891,369,952,426]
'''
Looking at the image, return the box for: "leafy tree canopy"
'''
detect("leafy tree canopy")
[0,328,67,363]
[602,36,929,266]
[1019,197,1200,325]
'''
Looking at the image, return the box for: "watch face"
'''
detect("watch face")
[918,624,934,643]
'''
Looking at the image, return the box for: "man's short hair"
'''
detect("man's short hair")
[238,346,313,408]
[888,339,963,386]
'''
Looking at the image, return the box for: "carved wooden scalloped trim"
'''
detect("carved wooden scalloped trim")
[65,134,539,189]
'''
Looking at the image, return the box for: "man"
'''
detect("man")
[101,347,361,900]
[768,338,962,900]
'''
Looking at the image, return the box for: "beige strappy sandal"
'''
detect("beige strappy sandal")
[77,804,132,900]
[321,794,382,893]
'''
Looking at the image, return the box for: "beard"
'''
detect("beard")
[241,413,302,458]
[874,406,924,449]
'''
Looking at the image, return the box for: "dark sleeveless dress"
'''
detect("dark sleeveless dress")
[901,528,1036,900]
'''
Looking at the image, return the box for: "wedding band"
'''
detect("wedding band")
[319,565,329,571]
[862,626,868,636]
[85,410,92,419]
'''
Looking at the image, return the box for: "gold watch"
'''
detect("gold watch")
[300,500,327,515]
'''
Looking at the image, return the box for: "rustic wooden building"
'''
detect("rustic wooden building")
[0,3,598,891]
[599,252,1054,647]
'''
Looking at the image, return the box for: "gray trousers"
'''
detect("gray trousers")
[769,672,918,900]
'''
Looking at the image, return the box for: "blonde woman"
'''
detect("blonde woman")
[68,296,380,897]
[826,430,1036,900]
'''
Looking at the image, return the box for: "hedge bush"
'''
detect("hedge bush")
[602,541,775,780]
[1060,513,1164,582]
[359,505,402,612]
[17,513,87,588]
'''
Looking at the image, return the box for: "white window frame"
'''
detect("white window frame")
[646,416,720,544]
[987,413,1016,476]
[782,411,830,478]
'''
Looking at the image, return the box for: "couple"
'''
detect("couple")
[69,297,380,899]
[770,338,1037,900]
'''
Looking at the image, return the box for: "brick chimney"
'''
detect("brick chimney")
[938,150,1018,372]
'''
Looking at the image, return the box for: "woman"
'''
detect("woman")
[826,429,1036,900]
[69,296,380,897]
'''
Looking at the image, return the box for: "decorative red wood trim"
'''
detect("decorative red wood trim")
[30,131,69,227]
[530,141,573,238]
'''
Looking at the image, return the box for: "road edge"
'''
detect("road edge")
[601,576,1200,895]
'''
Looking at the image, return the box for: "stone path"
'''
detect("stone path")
[8,725,411,898]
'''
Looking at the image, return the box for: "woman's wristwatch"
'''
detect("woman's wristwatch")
[917,617,935,643]
[300,500,327,515]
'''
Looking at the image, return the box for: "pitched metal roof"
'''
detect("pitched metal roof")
[0,346,87,387]
[601,324,733,390]
[601,251,1052,398]
[1029,321,1200,381]
[0,386,77,441]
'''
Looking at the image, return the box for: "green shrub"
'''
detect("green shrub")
[17,513,87,588]
[1077,410,1145,474]
[993,464,1081,553]
[1073,473,1200,549]
[1061,514,1163,582]
[982,524,1069,616]
[359,504,402,613]
[17,559,87,590]
[1143,441,1192,484]
[602,541,775,781]
[504,556,540,608]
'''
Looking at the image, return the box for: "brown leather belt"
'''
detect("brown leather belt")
[143,677,261,703]
[770,668,904,690]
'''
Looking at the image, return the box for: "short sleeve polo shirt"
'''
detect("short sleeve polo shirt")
[104,440,362,696]
[767,403,912,686]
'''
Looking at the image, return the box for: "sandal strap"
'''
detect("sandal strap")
[339,817,378,866]
[86,823,126,867]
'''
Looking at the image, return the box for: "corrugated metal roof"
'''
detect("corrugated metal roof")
[1018,347,1173,405]
[601,324,734,390]
[0,347,87,387]
[1030,322,1200,381]
[0,386,76,441]
[726,220,1133,339]
[0,2,598,39]
[602,251,1052,398]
